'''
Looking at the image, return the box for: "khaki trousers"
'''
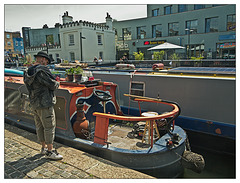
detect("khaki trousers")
[33,106,56,144]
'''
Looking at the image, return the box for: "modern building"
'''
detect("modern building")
[22,24,61,61]
[23,11,116,63]
[113,4,236,60]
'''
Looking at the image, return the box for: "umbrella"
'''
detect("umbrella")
[148,42,185,59]
[148,42,185,50]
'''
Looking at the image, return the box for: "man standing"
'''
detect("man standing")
[24,51,63,160]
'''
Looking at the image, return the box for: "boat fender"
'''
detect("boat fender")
[181,151,205,173]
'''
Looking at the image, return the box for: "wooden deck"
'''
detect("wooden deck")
[107,123,150,150]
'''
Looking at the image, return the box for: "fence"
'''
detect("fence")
[87,59,236,68]
[5,59,236,69]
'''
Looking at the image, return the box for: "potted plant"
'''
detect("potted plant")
[65,67,74,82]
[74,66,83,82]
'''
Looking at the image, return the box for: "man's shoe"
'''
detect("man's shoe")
[45,150,63,160]
[40,148,48,155]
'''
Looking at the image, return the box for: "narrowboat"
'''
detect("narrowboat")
[4,68,204,178]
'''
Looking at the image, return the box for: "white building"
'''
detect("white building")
[25,11,116,63]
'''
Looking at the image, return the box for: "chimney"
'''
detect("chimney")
[62,11,73,24]
[105,12,112,30]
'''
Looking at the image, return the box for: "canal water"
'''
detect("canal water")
[182,146,235,178]
[143,146,235,178]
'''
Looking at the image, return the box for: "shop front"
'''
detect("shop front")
[216,42,236,59]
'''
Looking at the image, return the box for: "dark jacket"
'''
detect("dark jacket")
[24,64,59,110]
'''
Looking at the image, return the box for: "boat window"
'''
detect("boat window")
[130,81,145,98]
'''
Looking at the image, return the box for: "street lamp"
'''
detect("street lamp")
[80,32,86,61]
[45,35,49,54]
[185,28,194,59]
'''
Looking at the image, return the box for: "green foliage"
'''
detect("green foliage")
[133,51,144,60]
[74,66,83,74]
[169,53,180,60]
[66,67,83,75]
[190,56,204,60]
[63,60,69,63]
[65,67,74,75]
[153,51,165,60]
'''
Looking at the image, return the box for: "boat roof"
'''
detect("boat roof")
[4,76,87,94]
[168,67,236,75]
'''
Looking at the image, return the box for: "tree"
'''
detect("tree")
[169,53,180,60]
[153,51,165,60]
[133,51,144,60]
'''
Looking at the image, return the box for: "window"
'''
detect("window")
[227,14,236,31]
[130,81,145,98]
[46,34,54,45]
[186,20,198,34]
[15,41,18,46]
[178,5,188,12]
[97,35,102,45]
[137,26,146,39]
[205,17,218,33]
[164,6,172,15]
[152,9,159,17]
[99,52,103,59]
[168,22,179,36]
[6,34,10,39]
[152,24,162,38]
[69,34,74,46]
[194,5,205,10]
[122,27,132,40]
[70,52,75,61]
[212,4,221,7]
[7,42,11,46]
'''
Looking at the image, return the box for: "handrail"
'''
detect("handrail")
[93,94,180,145]
[93,94,179,121]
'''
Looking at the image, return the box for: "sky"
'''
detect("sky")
[4,4,147,34]
[4,0,238,34]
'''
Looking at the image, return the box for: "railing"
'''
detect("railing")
[86,59,236,68]
[93,94,180,147]
[25,45,61,52]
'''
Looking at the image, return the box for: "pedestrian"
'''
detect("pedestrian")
[98,57,103,65]
[119,58,123,63]
[122,55,128,63]
[94,56,98,65]
[23,51,63,160]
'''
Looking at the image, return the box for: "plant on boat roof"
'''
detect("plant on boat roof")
[74,66,83,75]
[65,67,74,75]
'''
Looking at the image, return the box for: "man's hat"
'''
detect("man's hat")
[34,51,52,64]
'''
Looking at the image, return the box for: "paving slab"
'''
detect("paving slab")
[4,123,154,179]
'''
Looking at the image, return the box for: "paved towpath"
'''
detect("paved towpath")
[4,123,154,179]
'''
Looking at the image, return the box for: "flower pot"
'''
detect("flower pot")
[66,74,73,82]
[74,74,82,82]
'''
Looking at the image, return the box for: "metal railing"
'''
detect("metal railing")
[86,59,236,68]
[5,59,235,69]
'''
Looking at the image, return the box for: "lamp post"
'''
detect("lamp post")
[185,28,193,59]
[80,32,86,61]
[45,35,49,54]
